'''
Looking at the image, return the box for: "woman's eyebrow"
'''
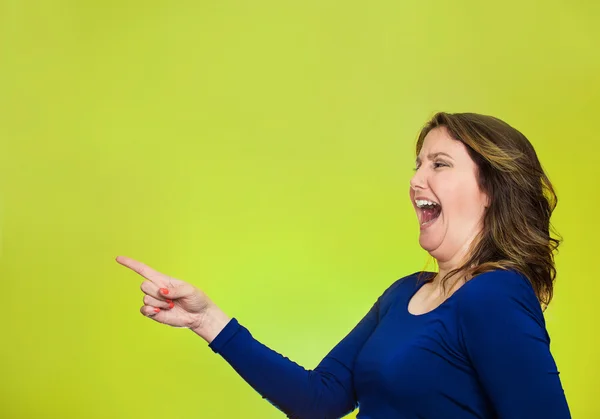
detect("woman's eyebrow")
[415,152,453,165]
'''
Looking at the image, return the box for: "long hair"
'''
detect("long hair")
[416,112,561,309]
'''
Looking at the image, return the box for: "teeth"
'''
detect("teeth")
[415,199,438,208]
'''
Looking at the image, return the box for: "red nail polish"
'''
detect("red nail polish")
[160,288,169,295]
[166,299,173,304]
[154,307,160,312]
[169,302,175,309]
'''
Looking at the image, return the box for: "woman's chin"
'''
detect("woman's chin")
[418,235,441,254]
[417,216,444,253]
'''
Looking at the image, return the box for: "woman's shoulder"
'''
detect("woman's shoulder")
[460,269,536,298]
[456,269,543,318]
[372,271,428,317]
[377,271,434,306]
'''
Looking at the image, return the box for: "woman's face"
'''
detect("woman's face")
[409,126,489,263]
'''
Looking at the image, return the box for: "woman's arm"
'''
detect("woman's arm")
[117,255,397,418]
[199,290,388,419]
[457,270,571,419]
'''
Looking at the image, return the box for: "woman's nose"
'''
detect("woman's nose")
[410,169,426,190]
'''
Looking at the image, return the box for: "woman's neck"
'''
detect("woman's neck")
[430,264,470,293]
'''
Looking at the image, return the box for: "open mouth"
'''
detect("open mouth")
[415,199,442,227]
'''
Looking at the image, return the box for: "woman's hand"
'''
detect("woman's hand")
[116,255,214,331]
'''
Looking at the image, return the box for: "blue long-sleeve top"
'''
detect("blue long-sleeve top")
[208,269,570,418]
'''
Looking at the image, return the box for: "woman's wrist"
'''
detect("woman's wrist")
[191,304,232,343]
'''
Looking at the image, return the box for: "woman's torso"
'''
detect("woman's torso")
[353,273,495,418]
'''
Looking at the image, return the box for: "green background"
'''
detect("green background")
[1,1,598,417]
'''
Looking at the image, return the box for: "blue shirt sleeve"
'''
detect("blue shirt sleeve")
[208,280,400,419]
[457,270,571,419]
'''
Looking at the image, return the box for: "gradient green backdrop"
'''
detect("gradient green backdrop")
[1,1,598,418]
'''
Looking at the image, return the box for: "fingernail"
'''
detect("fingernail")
[166,299,173,304]
[160,288,169,295]
[154,307,160,313]
[169,302,175,309]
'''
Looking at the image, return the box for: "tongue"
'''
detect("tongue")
[422,207,441,224]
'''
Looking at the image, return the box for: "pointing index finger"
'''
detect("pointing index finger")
[116,256,167,287]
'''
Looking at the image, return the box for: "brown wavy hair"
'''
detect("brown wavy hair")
[416,112,561,309]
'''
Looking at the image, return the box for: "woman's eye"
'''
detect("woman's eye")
[433,162,447,169]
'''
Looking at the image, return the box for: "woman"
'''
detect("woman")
[117,112,571,418]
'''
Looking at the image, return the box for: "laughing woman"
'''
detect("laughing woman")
[117,112,570,418]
